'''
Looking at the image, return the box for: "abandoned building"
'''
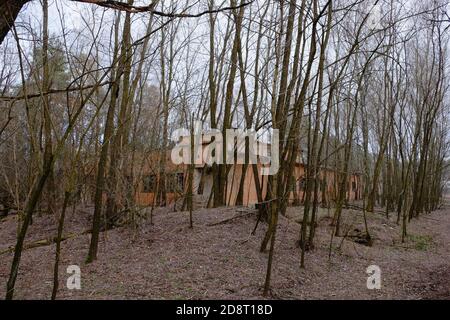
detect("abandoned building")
[132,133,362,208]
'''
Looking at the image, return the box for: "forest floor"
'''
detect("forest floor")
[0,201,449,299]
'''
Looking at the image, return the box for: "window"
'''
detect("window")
[166,172,184,193]
[176,172,184,191]
[143,175,156,193]
[166,173,175,193]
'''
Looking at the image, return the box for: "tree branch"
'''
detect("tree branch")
[69,0,254,17]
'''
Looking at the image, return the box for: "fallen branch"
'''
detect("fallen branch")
[251,199,276,234]
[207,211,255,227]
[0,213,10,222]
[344,203,386,215]
[0,229,92,255]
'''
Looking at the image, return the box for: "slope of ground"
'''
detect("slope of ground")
[0,203,449,299]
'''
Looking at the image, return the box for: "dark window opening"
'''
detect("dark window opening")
[167,173,184,193]
[167,173,175,193]
[177,172,184,191]
[143,175,156,193]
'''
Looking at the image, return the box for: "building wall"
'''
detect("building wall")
[131,151,362,208]
[224,163,268,206]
